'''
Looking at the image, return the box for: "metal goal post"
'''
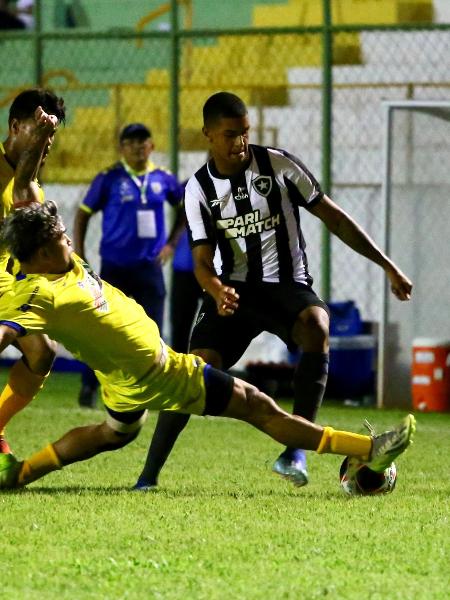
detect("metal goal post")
[378,100,450,408]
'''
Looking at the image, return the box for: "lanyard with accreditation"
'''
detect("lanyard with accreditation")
[121,159,157,238]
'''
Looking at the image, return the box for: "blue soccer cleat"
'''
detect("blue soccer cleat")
[272,448,308,487]
[132,477,158,492]
[0,453,21,489]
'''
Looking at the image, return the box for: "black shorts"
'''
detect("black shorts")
[203,364,234,416]
[190,280,329,369]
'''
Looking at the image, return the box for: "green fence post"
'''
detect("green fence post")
[169,0,180,177]
[321,0,333,301]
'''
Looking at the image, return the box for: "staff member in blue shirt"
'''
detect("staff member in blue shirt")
[73,123,185,407]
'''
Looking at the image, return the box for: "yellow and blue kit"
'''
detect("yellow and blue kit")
[0,255,214,415]
[0,142,44,292]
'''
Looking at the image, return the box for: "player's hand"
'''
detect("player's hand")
[387,267,412,301]
[157,244,174,265]
[34,106,58,132]
[215,285,239,316]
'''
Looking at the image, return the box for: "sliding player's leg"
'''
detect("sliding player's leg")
[0,334,56,453]
[0,407,147,488]
[221,374,415,471]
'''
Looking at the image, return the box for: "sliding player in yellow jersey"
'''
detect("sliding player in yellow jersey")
[0,202,415,490]
[0,89,65,453]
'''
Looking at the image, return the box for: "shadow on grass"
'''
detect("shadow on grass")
[1,483,327,499]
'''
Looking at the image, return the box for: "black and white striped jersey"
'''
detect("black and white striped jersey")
[185,144,323,285]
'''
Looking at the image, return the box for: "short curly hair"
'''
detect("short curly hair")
[1,201,65,262]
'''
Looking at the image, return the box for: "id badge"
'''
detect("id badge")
[137,210,156,238]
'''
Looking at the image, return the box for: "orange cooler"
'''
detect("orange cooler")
[412,338,450,412]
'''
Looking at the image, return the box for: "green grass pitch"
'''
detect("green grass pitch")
[1,369,449,599]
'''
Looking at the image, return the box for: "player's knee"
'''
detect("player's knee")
[111,428,140,449]
[20,336,56,374]
[100,422,140,451]
[103,409,147,450]
[293,308,329,349]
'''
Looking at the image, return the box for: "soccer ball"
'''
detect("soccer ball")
[339,456,397,496]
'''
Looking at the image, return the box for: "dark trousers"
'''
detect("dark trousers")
[81,260,166,389]
[170,269,203,353]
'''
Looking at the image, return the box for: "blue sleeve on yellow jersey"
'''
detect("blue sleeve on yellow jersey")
[0,275,54,336]
[0,320,26,336]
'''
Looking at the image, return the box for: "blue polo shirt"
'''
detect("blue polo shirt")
[80,160,183,267]
[172,229,194,272]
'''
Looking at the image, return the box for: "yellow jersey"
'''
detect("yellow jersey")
[0,255,207,415]
[0,142,44,292]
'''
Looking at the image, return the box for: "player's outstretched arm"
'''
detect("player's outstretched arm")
[309,195,412,301]
[73,207,92,262]
[13,107,59,208]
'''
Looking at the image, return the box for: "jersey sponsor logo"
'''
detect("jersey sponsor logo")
[209,196,227,208]
[119,178,134,202]
[17,285,39,312]
[216,209,280,239]
[78,273,109,313]
[252,175,272,197]
[234,186,249,202]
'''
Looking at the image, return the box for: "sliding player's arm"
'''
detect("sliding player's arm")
[0,324,20,354]
[73,207,92,262]
[13,107,58,208]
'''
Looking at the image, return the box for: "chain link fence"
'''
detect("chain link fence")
[1,4,449,359]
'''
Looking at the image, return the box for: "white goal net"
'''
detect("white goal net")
[378,101,450,408]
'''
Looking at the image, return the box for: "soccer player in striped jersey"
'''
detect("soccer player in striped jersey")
[0,89,65,454]
[137,91,412,490]
[0,202,415,490]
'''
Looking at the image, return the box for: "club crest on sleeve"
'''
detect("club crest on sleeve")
[252,175,272,197]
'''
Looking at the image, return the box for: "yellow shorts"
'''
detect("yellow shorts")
[100,343,207,416]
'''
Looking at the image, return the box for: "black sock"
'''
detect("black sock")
[137,411,190,485]
[292,352,329,422]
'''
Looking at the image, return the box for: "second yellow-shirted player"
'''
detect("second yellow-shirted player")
[4,253,208,416]
[0,89,66,453]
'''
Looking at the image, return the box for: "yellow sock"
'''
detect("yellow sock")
[0,360,48,431]
[18,443,62,486]
[316,426,372,460]
[0,384,32,432]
